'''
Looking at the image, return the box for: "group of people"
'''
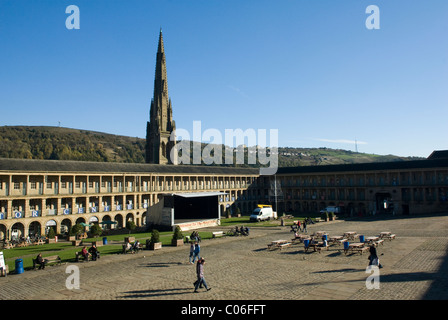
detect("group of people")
[291,220,308,234]
[79,244,100,261]
[123,240,141,254]
[236,226,249,236]
[188,239,211,292]
[190,231,201,242]
[189,241,201,264]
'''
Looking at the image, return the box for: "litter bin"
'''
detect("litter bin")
[322,234,328,241]
[304,239,310,248]
[359,235,365,243]
[15,259,24,274]
[343,241,350,250]
[102,237,108,245]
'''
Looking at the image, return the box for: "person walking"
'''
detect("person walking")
[192,241,200,263]
[302,219,307,233]
[189,242,195,264]
[368,245,383,268]
[194,257,211,293]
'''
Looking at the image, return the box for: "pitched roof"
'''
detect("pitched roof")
[276,158,448,175]
[0,158,259,175]
[427,150,448,160]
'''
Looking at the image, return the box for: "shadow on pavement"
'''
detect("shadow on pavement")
[119,287,192,299]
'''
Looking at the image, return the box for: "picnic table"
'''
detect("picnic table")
[291,234,311,243]
[379,232,396,240]
[268,239,291,250]
[313,231,328,237]
[365,236,379,244]
[329,235,345,245]
[343,242,369,255]
[305,240,329,253]
[343,232,358,240]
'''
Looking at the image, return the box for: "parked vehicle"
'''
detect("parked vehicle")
[250,205,277,222]
[319,206,341,214]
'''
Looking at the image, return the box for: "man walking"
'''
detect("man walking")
[194,257,211,293]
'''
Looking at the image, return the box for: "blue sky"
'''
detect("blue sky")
[0,0,447,157]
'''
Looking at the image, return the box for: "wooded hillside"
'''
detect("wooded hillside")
[0,126,422,167]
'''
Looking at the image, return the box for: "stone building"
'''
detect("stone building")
[266,151,448,216]
[0,158,260,240]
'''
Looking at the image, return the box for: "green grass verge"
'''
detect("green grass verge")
[2,230,214,272]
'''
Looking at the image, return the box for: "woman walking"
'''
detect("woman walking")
[194,257,211,293]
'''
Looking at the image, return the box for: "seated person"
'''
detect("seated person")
[33,253,46,270]
[132,240,141,252]
[320,236,328,247]
[88,244,100,261]
[123,241,132,254]
[81,246,91,261]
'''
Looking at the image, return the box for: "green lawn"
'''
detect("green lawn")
[2,229,214,272]
[2,215,325,273]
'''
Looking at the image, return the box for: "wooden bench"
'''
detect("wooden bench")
[278,242,292,250]
[34,255,62,269]
[384,234,396,240]
[122,242,143,254]
[268,242,291,250]
[212,231,224,238]
[375,239,384,246]
[45,255,62,266]
[315,244,329,253]
[3,242,14,249]
[33,239,45,246]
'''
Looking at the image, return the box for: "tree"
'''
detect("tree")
[172,226,183,241]
[47,227,56,239]
[70,223,85,239]
[90,223,103,239]
[126,220,136,234]
[150,229,160,243]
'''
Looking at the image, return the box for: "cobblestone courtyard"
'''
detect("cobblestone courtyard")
[2,214,448,302]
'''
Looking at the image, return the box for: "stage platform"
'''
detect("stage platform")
[173,218,220,231]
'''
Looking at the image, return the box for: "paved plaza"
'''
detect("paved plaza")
[2,214,448,303]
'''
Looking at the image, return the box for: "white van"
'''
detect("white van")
[319,206,340,214]
[250,205,277,222]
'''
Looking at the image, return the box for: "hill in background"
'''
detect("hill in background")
[0,126,423,167]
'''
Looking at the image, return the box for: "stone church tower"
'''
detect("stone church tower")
[146,29,176,164]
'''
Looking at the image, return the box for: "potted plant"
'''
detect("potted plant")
[89,223,103,247]
[171,226,184,247]
[235,207,241,218]
[125,220,136,234]
[324,211,329,222]
[149,229,162,250]
[329,211,335,221]
[46,227,57,244]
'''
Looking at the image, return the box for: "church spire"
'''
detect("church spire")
[157,28,164,54]
[146,29,176,164]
